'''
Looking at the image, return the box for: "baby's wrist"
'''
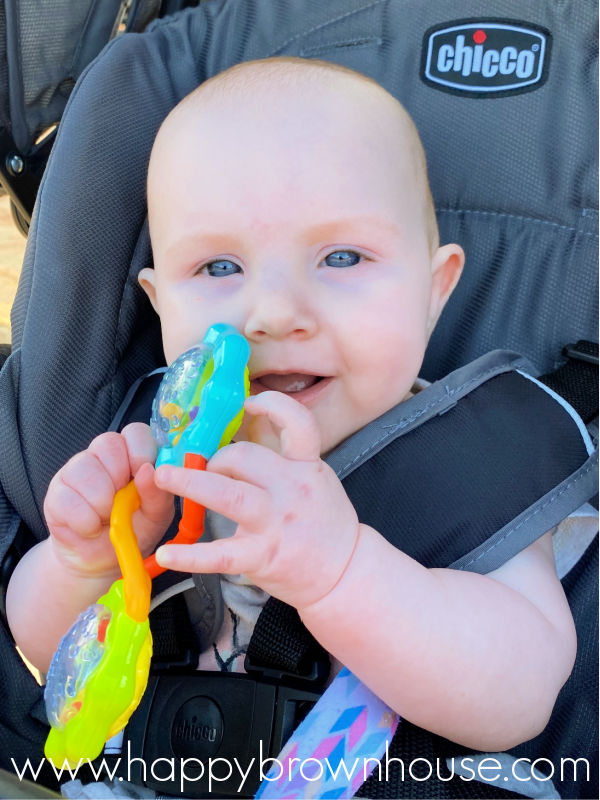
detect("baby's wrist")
[297,522,369,620]
[47,537,121,585]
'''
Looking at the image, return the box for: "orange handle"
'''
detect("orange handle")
[143,453,207,579]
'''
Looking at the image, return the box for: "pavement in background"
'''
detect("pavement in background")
[0,194,27,344]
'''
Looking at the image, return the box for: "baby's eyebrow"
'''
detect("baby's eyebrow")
[305,216,402,242]
[165,233,245,260]
[163,217,402,261]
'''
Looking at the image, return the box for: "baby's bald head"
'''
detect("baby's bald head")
[148,57,439,254]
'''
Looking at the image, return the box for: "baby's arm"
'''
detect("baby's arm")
[299,526,575,751]
[154,391,576,751]
[6,424,174,673]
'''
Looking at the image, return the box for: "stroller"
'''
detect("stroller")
[0,0,597,797]
[0,0,199,236]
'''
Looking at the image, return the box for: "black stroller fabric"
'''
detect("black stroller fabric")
[0,0,597,796]
[0,0,122,156]
[0,1,198,229]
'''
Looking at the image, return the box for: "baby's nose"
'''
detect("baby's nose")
[243,279,317,341]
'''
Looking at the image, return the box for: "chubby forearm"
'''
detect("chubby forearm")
[6,539,118,673]
[299,524,576,751]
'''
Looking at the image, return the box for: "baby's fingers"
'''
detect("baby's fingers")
[155,465,268,530]
[155,537,262,576]
[121,423,158,476]
[87,432,132,490]
[44,478,103,539]
[60,450,118,522]
[134,462,174,525]
[244,392,321,461]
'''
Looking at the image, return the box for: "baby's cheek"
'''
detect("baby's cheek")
[158,292,213,365]
[354,361,417,420]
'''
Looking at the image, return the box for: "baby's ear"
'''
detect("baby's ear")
[138,267,158,312]
[427,243,465,335]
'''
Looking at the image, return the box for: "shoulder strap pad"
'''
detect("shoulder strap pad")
[326,350,597,572]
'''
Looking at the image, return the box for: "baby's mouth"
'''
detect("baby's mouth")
[253,373,323,393]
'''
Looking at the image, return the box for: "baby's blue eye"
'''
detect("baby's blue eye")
[324,250,361,268]
[201,259,242,277]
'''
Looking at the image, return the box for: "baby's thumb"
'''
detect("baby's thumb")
[134,461,175,526]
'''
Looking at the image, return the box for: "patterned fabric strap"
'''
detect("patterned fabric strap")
[256,667,399,799]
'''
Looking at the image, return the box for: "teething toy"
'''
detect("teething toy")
[44,323,250,766]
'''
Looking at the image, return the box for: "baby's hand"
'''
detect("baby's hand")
[154,392,359,610]
[44,423,174,578]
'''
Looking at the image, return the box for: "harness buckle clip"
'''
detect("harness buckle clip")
[122,668,323,797]
[243,651,330,686]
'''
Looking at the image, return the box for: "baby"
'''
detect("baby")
[7,57,575,755]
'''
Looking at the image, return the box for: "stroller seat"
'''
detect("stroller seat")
[0,0,597,797]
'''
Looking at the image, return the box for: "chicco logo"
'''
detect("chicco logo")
[171,696,223,759]
[422,20,551,96]
[174,715,218,743]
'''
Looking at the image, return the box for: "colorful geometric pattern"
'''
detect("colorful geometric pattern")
[256,668,399,799]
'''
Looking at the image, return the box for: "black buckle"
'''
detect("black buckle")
[243,650,330,686]
[123,668,323,797]
[562,341,599,366]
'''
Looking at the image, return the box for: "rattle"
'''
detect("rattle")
[43,323,250,766]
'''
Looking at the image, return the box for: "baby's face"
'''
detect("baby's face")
[143,77,461,454]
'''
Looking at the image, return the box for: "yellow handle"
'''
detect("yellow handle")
[109,481,151,622]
